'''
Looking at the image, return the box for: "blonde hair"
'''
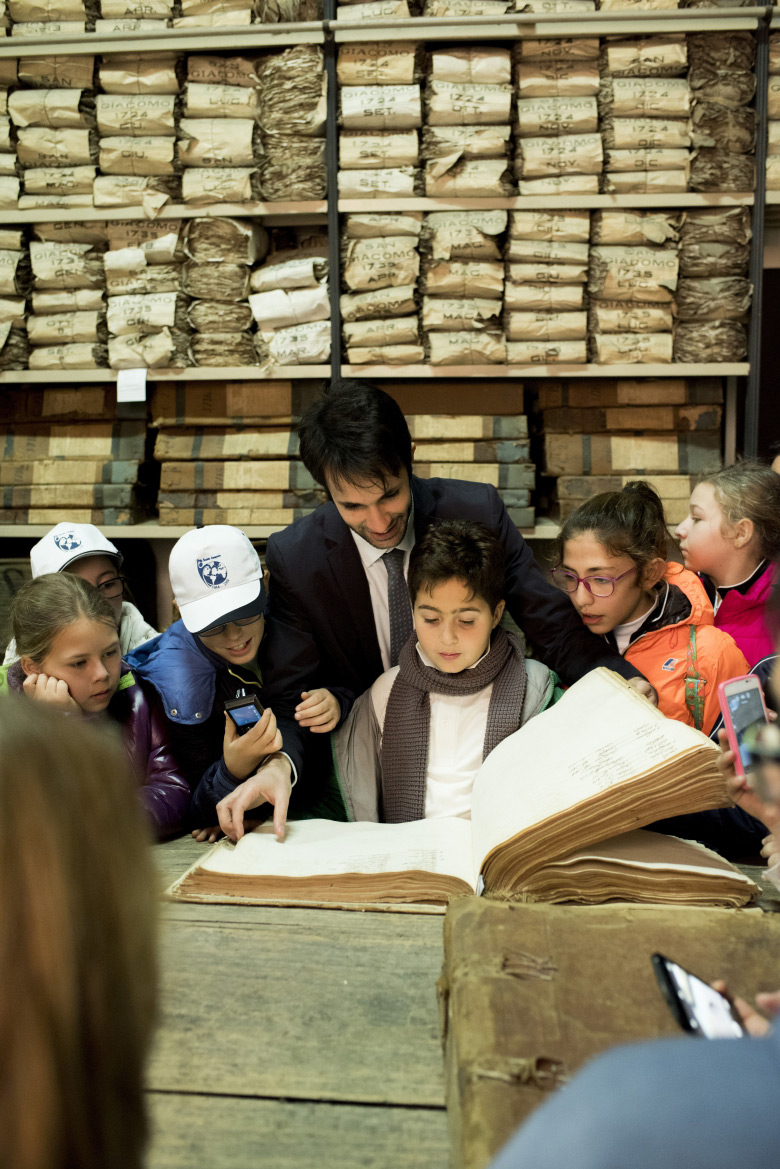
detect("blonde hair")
[11,572,118,665]
[700,462,780,560]
[0,699,158,1169]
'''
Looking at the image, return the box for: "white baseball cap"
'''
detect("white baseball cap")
[169,525,265,634]
[31,522,123,578]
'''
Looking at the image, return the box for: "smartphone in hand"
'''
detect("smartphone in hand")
[718,675,768,777]
[224,694,265,736]
[652,953,747,1038]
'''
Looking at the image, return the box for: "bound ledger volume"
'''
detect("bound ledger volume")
[168,669,757,909]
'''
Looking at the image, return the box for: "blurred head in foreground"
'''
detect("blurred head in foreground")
[0,698,158,1169]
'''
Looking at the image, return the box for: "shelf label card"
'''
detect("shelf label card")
[117,367,147,403]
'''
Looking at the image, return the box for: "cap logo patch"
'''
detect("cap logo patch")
[54,532,81,551]
[197,555,228,589]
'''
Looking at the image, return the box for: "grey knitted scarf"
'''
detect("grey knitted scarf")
[381,626,527,823]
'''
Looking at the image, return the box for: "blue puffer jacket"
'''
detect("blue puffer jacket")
[126,620,304,826]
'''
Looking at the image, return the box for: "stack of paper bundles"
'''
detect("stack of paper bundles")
[768,34,780,191]
[513,38,601,197]
[27,237,110,369]
[674,206,751,363]
[9,0,96,31]
[505,210,589,365]
[257,46,326,201]
[0,54,16,208]
[588,214,679,364]
[102,219,189,370]
[95,50,181,212]
[184,216,268,366]
[0,227,29,367]
[152,381,324,528]
[688,33,756,194]
[422,46,513,197]
[251,225,330,368]
[588,210,680,364]
[178,54,261,206]
[338,43,422,200]
[598,65,692,195]
[420,210,507,365]
[599,35,691,194]
[342,212,423,366]
[10,53,98,210]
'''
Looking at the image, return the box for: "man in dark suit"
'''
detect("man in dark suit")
[225,381,653,825]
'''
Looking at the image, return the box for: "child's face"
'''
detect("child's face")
[675,483,732,577]
[198,615,264,666]
[413,577,504,673]
[28,616,121,714]
[560,532,658,635]
[68,554,124,620]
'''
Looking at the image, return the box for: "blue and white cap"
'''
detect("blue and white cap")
[169,525,265,634]
[30,522,122,578]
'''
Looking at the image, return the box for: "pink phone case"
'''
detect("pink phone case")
[717,675,768,776]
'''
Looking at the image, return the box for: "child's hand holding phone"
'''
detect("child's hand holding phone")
[223,705,283,780]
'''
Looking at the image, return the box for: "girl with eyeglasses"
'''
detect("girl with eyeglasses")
[0,572,190,837]
[552,480,748,736]
[2,521,158,667]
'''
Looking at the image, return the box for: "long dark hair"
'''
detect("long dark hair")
[554,481,668,577]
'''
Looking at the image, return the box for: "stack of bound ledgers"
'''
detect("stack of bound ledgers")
[169,669,757,911]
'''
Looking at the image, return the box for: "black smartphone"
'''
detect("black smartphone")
[651,953,747,1038]
[224,694,265,735]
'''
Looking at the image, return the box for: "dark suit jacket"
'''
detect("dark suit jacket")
[260,475,643,771]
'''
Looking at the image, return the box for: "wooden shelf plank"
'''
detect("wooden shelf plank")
[340,363,749,378]
[0,22,324,56]
[332,11,762,39]
[0,201,327,224]
[339,193,754,213]
[0,366,331,383]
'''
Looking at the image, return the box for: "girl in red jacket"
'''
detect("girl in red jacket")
[675,461,780,668]
[552,480,748,736]
[1,572,190,836]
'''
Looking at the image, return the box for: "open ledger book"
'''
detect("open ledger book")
[168,669,758,910]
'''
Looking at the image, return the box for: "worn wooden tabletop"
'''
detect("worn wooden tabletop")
[146,835,452,1169]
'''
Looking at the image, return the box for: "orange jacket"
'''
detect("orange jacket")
[621,565,749,735]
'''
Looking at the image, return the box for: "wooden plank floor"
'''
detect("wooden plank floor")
[147,836,451,1169]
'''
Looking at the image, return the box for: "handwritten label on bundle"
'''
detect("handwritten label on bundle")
[99,0,172,16]
[508,260,588,285]
[94,18,170,30]
[506,339,587,364]
[337,169,417,199]
[423,0,509,15]
[16,128,94,168]
[605,147,689,172]
[506,310,587,341]
[98,54,181,96]
[30,241,103,290]
[99,136,176,175]
[184,83,260,120]
[428,331,506,365]
[518,133,603,178]
[518,174,600,195]
[427,226,503,262]
[96,94,177,136]
[11,19,84,33]
[422,259,503,299]
[505,238,590,265]
[590,245,679,301]
[509,210,591,242]
[186,55,256,88]
[24,165,95,193]
[340,130,419,169]
[426,81,512,126]
[592,332,673,363]
[603,36,687,77]
[516,96,598,137]
[590,302,673,333]
[343,236,420,292]
[517,60,599,98]
[344,316,420,347]
[337,43,420,87]
[27,310,102,345]
[181,168,255,204]
[334,0,410,19]
[17,55,94,90]
[602,117,691,149]
[340,284,417,321]
[429,47,511,85]
[105,219,182,256]
[519,38,599,61]
[28,343,103,370]
[341,86,422,130]
[348,343,424,364]
[177,119,255,168]
[504,282,584,311]
[422,296,500,331]
[259,320,331,367]
[604,77,692,117]
[107,291,180,335]
[105,265,181,295]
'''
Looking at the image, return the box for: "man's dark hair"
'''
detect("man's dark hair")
[408,520,505,612]
[297,380,413,490]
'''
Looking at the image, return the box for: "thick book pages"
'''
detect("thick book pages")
[169,669,739,910]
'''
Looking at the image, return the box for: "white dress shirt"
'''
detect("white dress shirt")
[370,642,493,820]
[350,511,416,673]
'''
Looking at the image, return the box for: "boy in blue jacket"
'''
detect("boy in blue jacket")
[127,525,340,840]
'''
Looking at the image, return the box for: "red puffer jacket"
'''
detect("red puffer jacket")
[5,660,190,836]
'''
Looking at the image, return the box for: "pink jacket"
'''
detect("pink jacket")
[712,562,776,668]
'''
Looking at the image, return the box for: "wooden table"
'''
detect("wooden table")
[146,836,452,1169]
